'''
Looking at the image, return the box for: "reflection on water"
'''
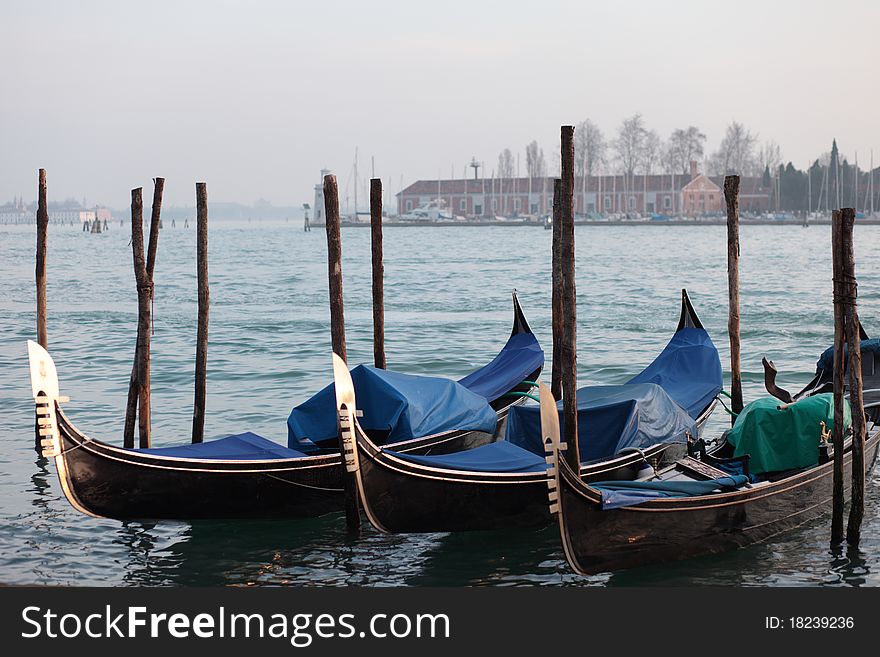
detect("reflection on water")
[1,221,880,586]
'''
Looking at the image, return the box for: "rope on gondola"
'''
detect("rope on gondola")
[716,392,739,418]
[503,391,541,403]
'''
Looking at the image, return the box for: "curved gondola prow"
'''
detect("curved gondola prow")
[26,341,97,519]
[540,380,587,575]
[331,352,389,533]
[676,288,704,332]
[27,340,65,460]
[510,289,533,336]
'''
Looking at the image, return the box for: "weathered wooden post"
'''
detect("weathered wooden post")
[324,173,360,532]
[840,208,866,545]
[191,182,210,444]
[724,175,743,424]
[122,189,153,447]
[830,209,846,544]
[34,169,49,451]
[123,179,164,448]
[146,178,165,280]
[551,177,563,402]
[36,169,48,349]
[370,178,386,369]
[560,125,579,470]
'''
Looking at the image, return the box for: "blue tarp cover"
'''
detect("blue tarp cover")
[593,474,750,509]
[137,432,308,460]
[387,440,545,473]
[816,338,880,371]
[504,383,697,461]
[456,331,544,401]
[625,327,722,418]
[287,365,498,450]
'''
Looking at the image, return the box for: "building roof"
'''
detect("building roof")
[400,174,769,197]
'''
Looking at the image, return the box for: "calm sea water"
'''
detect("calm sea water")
[1,220,879,587]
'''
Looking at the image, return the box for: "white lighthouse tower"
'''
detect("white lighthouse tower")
[313,169,331,227]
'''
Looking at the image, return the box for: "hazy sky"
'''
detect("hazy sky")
[2,0,878,209]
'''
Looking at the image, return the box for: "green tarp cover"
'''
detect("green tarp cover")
[726,393,851,475]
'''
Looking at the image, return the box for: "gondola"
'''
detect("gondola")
[762,324,880,422]
[27,293,543,520]
[546,342,880,576]
[339,290,723,533]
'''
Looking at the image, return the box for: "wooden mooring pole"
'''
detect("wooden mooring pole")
[36,169,48,349]
[324,173,360,532]
[34,169,49,451]
[123,180,164,448]
[724,175,743,424]
[192,182,210,444]
[550,177,563,402]
[123,189,151,447]
[560,125,579,471]
[840,208,866,545]
[830,209,846,544]
[370,178,386,369]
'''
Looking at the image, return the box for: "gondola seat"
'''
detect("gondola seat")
[591,474,750,509]
[136,432,309,461]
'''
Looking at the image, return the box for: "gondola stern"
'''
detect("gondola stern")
[676,289,705,331]
[510,289,533,336]
[761,356,794,403]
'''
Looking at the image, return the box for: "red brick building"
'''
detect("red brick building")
[397,166,770,218]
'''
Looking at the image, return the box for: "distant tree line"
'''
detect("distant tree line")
[488,117,879,213]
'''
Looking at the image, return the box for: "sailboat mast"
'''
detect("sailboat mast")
[808,163,813,213]
[854,151,859,212]
[354,146,357,220]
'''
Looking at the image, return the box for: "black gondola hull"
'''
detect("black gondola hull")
[39,293,541,521]
[555,431,880,574]
[353,408,710,533]
[54,407,505,520]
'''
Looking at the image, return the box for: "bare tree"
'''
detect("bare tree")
[525,141,546,178]
[668,126,706,175]
[709,121,758,175]
[613,114,646,177]
[574,119,607,178]
[497,148,515,179]
[640,130,662,175]
[758,140,783,173]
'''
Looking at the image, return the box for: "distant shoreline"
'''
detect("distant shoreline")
[318,218,879,228]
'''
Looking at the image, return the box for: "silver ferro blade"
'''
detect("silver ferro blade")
[332,352,355,412]
[538,381,561,451]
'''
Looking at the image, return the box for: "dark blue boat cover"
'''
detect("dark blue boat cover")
[287,365,498,450]
[386,440,546,473]
[625,327,722,418]
[504,383,697,462]
[816,338,880,371]
[592,474,750,509]
[456,331,544,401]
[137,432,309,460]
